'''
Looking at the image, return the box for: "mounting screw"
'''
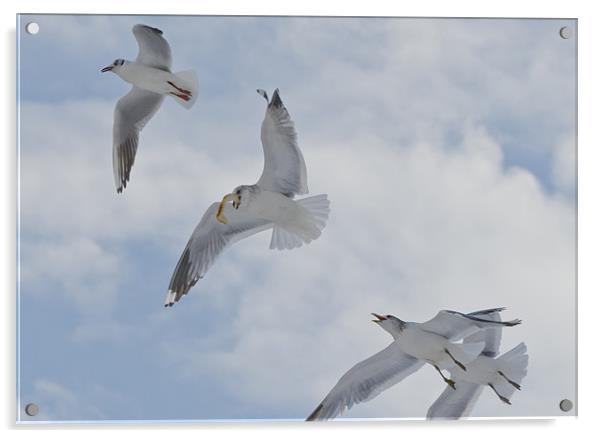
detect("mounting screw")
[559,26,572,39]
[25,22,40,35]
[24,403,39,416]
[559,399,573,412]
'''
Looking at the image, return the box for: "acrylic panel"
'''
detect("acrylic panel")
[16,14,577,423]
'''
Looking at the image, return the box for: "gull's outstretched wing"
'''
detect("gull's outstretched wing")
[420,308,520,342]
[464,309,503,357]
[306,343,423,421]
[165,202,272,307]
[133,24,172,71]
[113,87,164,193]
[256,89,308,197]
[426,381,484,420]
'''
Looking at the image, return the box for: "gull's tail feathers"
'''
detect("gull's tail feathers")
[169,70,199,109]
[270,226,304,250]
[269,194,330,250]
[496,342,529,400]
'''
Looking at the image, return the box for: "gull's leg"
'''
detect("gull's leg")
[444,348,467,371]
[433,364,456,390]
[169,92,191,102]
[488,383,511,405]
[167,81,192,96]
[498,371,521,390]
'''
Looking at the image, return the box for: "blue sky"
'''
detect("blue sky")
[17,15,576,421]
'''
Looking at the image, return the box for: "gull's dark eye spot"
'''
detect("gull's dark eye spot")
[386,315,392,318]
[236,189,241,195]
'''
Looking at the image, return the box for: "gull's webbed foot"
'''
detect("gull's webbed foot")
[169,92,191,102]
[445,378,457,390]
[500,396,512,405]
[489,383,512,405]
[498,371,521,390]
[167,80,192,96]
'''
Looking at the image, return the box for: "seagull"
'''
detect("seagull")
[427,310,528,419]
[306,308,521,421]
[101,24,199,193]
[164,89,330,307]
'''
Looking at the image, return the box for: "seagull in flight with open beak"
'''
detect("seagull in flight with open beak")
[306,308,521,421]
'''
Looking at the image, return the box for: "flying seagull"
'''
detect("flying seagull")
[427,310,528,419]
[306,308,521,421]
[101,24,199,193]
[164,89,330,307]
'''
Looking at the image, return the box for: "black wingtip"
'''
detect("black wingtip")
[117,178,128,194]
[306,403,323,421]
[270,88,283,108]
[138,24,163,35]
[504,319,522,327]
[467,307,506,316]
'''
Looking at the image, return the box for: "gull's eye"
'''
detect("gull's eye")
[236,189,241,195]
[386,315,392,319]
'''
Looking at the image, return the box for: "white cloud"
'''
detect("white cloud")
[551,136,577,194]
[20,237,121,316]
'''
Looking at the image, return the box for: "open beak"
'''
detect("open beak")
[371,313,387,323]
[216,193,241,224]
[101,65,114,73]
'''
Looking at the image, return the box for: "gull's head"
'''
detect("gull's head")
[101,58,126,73]
[216,186,251,224]
[371,313,406,338]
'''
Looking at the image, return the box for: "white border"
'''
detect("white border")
[3,1,599,437]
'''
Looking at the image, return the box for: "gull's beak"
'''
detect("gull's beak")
[216,193,241,224]
[371,313,387,323]
[101,65,114,73]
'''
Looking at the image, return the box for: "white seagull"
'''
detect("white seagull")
[101,24,199,193]
[306,308,521,421]
[427,310,528,419]
[164,89,329,307]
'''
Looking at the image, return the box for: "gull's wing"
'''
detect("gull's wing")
[419,308,520,342]
[426,381,484,420]
[132,24,172,71]
[464,309,503,357]
[256,89,308,197]
[306,343,423,421]
[165,202,272,306]
[112,87,164,193]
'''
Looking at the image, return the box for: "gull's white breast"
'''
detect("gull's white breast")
[246,190,303,224]
[397,324,449,363]
[117,63,175,95]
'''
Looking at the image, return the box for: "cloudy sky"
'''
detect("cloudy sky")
[17,14,576,422]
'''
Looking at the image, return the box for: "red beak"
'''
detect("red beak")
[101,65,113,73]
